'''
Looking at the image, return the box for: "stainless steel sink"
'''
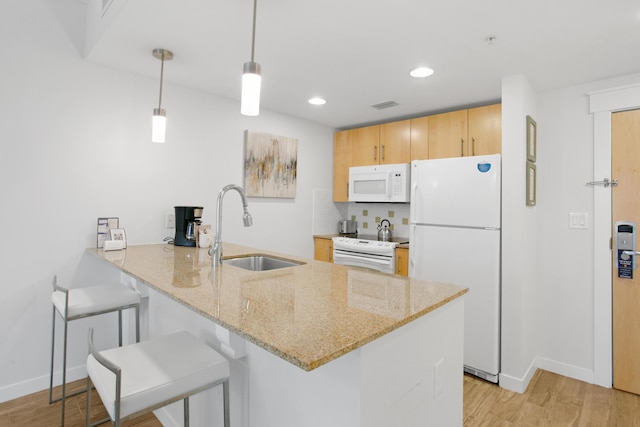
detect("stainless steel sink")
[223,254,305,271]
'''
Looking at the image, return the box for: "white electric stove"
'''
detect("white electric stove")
[332,235,409,274]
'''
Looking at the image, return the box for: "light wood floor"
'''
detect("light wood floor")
[2,369,640,426]
[0,379,161,427]
[464,369,640,426]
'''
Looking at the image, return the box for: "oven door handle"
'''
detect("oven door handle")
[333,251,392,266]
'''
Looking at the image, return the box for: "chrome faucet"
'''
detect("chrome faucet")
[211,184,253,268]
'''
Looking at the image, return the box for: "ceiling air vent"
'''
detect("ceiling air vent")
[371,101,399,110]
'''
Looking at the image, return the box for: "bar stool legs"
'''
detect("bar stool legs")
[48,276,140,426]
[85,329,230,427]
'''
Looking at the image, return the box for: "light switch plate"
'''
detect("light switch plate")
[569,212,589,229]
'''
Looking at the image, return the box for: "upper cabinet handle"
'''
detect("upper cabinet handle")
[373,145,377,161]
[460,138,464,156]
[472,137,476,156]
[381,144,385,161]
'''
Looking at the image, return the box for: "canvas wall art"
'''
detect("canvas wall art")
[243,130,298,198]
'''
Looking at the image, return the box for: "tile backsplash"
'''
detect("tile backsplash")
[347,203,410,238]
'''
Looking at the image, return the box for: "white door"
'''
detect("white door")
[409,224,500,377]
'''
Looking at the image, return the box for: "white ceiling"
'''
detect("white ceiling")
[77,0,640,129]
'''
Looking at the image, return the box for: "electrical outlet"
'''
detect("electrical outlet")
[166,213,175,229]
[434,358,444,398]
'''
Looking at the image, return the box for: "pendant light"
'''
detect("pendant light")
[152,48,173,143]
[241,0,261,116]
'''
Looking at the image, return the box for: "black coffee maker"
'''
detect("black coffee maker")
[174,206,203,247]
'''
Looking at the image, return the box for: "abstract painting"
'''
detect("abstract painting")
[243,130,298,198]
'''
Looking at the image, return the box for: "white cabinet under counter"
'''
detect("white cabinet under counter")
[87,243,466,427]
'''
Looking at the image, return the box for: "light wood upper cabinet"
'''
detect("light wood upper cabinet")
[467,104,502,156]
[333,104,501,200]
[379,120,411,164]
[410,116,429,161]
[350,125,380,166]
[428,110,469,159]
[350,121,410,166]
[333,130,351,202]
[427,104,501,159]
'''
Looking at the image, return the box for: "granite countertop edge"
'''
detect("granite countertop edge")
[86,244,465,371]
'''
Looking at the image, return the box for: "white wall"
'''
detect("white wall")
[500,71,640,393]
[535,72,640,384]
[0,0,334,401]
[536,82,596,379]
[499,75,539,392]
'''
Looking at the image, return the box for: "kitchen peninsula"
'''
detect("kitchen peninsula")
[87,243,467,427]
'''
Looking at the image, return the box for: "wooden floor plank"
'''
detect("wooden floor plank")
[0,379,161,427]
[464,369,640,427]
[612,388,640,427]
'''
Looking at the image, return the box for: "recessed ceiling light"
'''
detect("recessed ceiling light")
[410,67,434,78]
[308,97,327,105]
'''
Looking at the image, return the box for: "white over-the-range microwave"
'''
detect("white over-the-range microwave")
[348,163,411,203]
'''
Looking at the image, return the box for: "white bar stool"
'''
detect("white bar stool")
[85,329,230,427]
[49,275,140,426]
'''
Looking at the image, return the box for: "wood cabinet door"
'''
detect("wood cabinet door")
[395,247,409,276]
[333,130,351,202]
[350,125,380,166]
[468,104,502,156]
[314,238,333,262]
[428,110,468,159]
[379,120,411,164]
[410,116,429,161]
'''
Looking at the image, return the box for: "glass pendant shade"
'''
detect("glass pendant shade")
[152,108,167,143]
[241,61,261,116]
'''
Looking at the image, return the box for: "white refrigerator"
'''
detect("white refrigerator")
[409,154,501,383]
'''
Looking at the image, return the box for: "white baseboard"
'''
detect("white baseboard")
[535,356,596,385]
[498,356,598,395]
[0,364,86,403]
[499,358,537,394]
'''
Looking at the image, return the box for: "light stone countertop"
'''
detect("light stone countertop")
[87,243,466,371]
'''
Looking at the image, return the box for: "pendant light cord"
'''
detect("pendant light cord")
[250,0,257,62]
[158,53,165,109]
